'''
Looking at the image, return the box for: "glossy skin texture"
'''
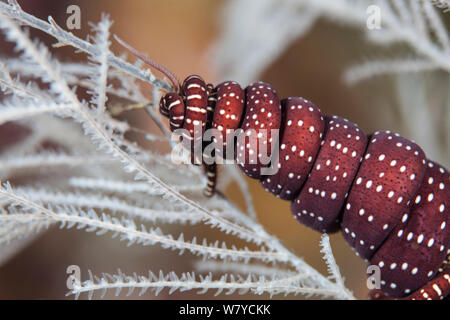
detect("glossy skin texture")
[211,81,245,160]
[342,132,427,261]
[159,74,449,299]
[261,97,324,201]
[236,82,282,179]
[291,114,367,233]
[370,261,450,300]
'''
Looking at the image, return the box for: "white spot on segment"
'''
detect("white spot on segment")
[415,195,421,204]
[417,234,424,244]
[427,193,434,202]
[378,154,385,161]
[433,284,442,296]
[168,100,181,109]
[411,267,418,275]
[331,193,337,200]
[427,238,435,247]
[366,180,373,188]
[376,185,383,192]
[187,94,202,100]
[187,83,202,89]
[401,263,408,270]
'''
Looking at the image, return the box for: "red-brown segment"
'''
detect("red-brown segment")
[211,81,245,160]
[370,264,450,300]
[291,115,367,232]
[236,82,282,179]
[181,75,208,164]
[341,131,427,260]
[260,97,324,200]
[162,93,185,132]
[159,94,170,118]
[370,161,449,297]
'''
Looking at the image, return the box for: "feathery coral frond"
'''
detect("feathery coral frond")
[0,0,356,300]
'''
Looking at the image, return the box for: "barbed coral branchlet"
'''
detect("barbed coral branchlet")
[0,0,354,300]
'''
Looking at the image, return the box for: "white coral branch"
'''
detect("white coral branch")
[0,1,171,90]
[0,1,355,300]
[68,269,353,300]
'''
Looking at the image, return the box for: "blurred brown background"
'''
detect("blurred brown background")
[2,0,443,300]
